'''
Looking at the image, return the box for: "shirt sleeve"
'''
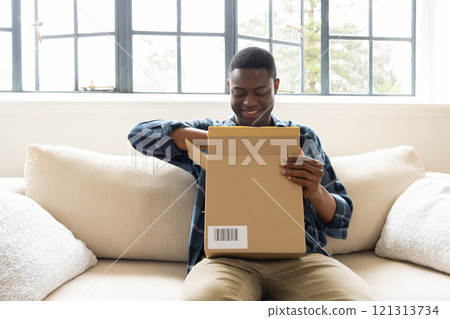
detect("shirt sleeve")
[127,118,214,177]
[300,126,353,240]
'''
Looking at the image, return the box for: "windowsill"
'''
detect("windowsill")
[0,92,448,107]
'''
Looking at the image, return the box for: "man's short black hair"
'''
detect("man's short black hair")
[228,47,277,80]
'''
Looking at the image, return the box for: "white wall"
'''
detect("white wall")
[1,95,449,177]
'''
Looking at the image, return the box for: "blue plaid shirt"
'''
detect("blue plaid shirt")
[128,114,353,272]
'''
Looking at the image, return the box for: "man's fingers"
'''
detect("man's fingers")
[281,165,324,180]
[287,156,322,165]
[286,175,316,189]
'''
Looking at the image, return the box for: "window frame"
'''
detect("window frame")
[4,0,416,95]
[1,0,21,91]
[126,0,230,94]
[32,0,116,92]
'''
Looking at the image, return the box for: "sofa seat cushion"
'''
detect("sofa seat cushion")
[44,259,187,300]
[45,252,450,301]
[334,251,450,301]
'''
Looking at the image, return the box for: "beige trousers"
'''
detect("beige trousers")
[181,253,375,301]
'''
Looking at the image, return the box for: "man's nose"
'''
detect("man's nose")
[244,94,257,107]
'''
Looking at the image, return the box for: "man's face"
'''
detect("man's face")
[228,68,280,127]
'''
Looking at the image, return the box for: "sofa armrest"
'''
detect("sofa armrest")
[0,177,25,195]
[425,172,450,182]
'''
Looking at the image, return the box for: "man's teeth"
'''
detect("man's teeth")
[246,110,258,114]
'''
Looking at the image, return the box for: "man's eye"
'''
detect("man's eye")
[255,91,267,97]
[233,92,245,97]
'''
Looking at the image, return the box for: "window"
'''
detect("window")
[1,0,415,95]
[131,0,226,93]
[327,0,415,95]
[19,0,115,91]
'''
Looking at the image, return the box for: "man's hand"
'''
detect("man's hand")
[280,151,336,224]
[280,155,324,199]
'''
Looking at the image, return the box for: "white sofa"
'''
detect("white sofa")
[1,143,449,301]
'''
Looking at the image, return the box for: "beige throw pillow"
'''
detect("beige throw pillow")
[325,145,426,255]
[25,144,196,262]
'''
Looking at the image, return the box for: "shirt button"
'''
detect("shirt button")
[195,243,201,248]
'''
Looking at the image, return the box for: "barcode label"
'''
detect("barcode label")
[214,228,238,241]
[208,226,248,249]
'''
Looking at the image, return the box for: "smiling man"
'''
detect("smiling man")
[128,47,374,301]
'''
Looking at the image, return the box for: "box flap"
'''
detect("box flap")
[208,126,300,137]
[208,126,299,157]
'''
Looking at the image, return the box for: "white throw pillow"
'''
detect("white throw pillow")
[25,144,196,262]
[0,191,97,301]
[375,178,450,274]
[325,145,426,255]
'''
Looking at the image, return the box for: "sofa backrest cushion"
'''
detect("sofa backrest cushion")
[325,145,426,255]
[25,144,196,263]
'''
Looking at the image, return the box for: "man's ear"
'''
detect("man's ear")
[227,79,231,90]
[274,78,280,94]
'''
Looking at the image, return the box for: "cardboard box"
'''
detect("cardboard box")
[186,126,306,259]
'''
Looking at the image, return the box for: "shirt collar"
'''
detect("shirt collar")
[271,114,286,127]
